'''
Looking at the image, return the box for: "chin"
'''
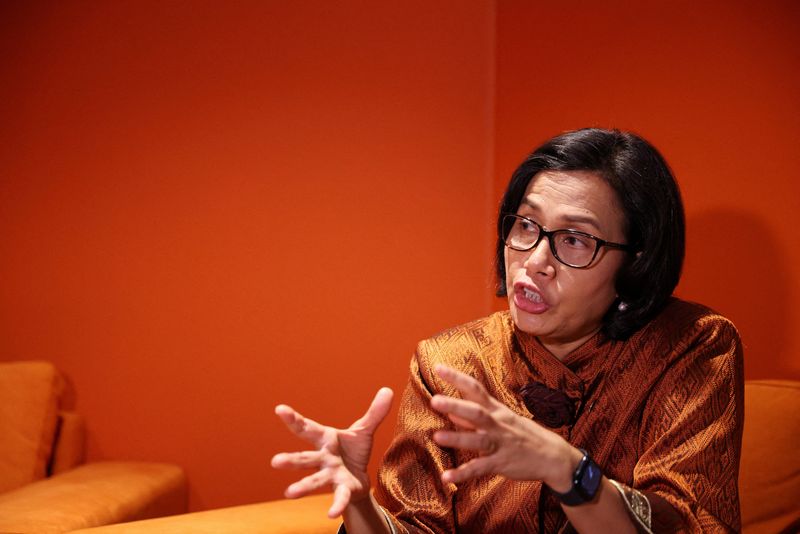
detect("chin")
[509,305,548,335]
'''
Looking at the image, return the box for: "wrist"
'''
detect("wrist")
[348,476,373,505]
[343,492,394,534]
[546,444,584,493]
[551,447,604,506]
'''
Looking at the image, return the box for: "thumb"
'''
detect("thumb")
[353,387,394,433]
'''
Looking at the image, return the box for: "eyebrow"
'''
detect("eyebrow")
[519,200,602,233]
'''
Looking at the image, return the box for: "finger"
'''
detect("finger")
[274,405,327,447]
[433,430,495,454]
[434,365,493,406]
[447,412,476,430]
[328,484,352,518]
[351,387,394,433]
[271,450,325,470]
[430,394,494,429]
[441,456,492,484]
[284,469,332,499]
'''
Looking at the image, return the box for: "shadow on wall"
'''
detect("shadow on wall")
[678,209,792,379]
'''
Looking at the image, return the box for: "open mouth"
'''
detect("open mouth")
[522,287,543,304]
[512,282,550,314]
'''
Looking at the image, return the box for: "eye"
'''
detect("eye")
[558,233,593,249]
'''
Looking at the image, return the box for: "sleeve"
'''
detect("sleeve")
[372,342,459,534]
[626,315,745,533]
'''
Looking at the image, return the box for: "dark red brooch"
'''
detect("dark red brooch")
[519,382,577,428]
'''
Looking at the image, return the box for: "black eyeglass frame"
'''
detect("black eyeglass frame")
[502,213,634,269]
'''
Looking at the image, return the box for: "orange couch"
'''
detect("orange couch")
[40,379,800,533]
[0,361,188,533]
[739,380,800,533]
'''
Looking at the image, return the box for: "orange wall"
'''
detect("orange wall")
[0,1,494,510]
[2,0,797,515]
[493,1,800,381]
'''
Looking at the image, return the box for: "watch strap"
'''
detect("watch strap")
[552,448,602,506]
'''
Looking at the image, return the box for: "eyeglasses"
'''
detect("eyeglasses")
[502,214,633,269]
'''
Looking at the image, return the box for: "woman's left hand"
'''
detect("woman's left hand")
[430,364,580,492]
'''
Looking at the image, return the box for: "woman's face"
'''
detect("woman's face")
[504,170,628,359]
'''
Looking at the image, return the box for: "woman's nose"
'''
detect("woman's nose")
[522,237,556,276]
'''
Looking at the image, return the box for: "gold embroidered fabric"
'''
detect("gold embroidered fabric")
[374,298,744,533]
[609,479,653,533]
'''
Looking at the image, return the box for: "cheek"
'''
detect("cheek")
[504,253,527,289]
[561,267,617,305]
[503,249,513,284]
[579,269,620,308]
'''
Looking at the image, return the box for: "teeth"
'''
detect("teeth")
[523,287,543,303]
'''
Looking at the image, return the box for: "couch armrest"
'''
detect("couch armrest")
[0,461,187,534]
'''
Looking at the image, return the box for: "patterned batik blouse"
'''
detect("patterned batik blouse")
[373,298,744,533]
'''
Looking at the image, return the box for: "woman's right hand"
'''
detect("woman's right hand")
[271,387,394,518]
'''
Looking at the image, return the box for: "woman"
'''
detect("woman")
[272,128,744,533]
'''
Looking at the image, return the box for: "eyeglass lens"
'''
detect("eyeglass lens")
[503,215,597,267]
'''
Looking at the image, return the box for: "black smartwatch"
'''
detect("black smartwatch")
[552,448,602,506]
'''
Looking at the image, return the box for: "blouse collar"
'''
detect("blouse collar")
[504,314,613,430]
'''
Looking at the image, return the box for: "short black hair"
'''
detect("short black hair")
[495,128,685,340]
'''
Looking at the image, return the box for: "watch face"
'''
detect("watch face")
[579,460,602,500]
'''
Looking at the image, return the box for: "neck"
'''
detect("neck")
[538,329,601,361]
[510,317,605,363]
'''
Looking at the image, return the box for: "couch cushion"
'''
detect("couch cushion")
[69,493,337,534]
[740,380,800,533]
[0,461,187,533]
[0,360,62,493]
[50,411,86,475]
